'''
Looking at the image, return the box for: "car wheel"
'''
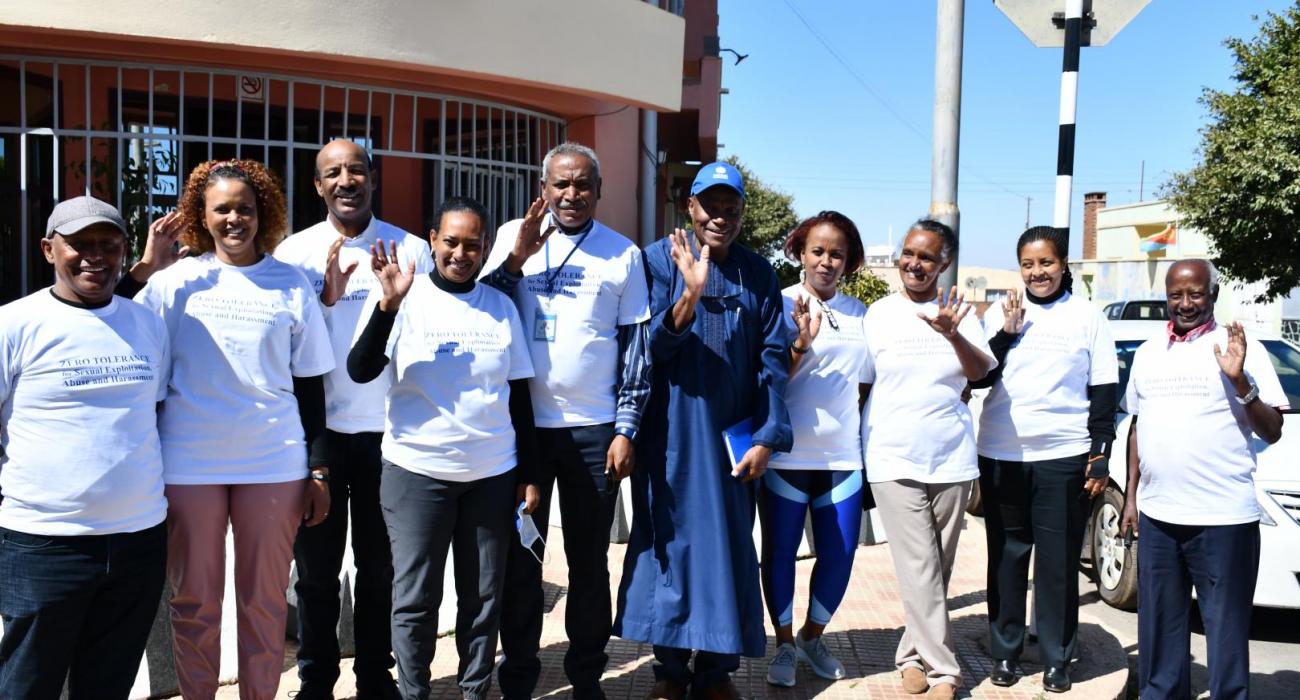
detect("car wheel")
[966,479,983,516]
[1091,485,1138,610]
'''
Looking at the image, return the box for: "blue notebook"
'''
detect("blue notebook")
[722,417,754,471]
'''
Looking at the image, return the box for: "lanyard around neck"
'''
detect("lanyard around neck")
[543,228,591,295]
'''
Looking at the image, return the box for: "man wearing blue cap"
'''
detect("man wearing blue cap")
[613,162,793,700]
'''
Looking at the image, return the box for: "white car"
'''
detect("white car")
[1087,320,1300,610]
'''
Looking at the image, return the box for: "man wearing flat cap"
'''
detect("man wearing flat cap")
[613,162,792,700]
[0,197,171,698]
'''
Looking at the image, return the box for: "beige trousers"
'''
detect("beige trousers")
[873,478,972,688]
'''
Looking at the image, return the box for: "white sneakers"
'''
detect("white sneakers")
[766,632,848,686]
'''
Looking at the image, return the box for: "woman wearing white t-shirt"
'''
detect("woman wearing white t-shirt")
[135,160,334,700]
[862,220,995,700]
[347,196,540,700]
[972,227,1117,693]
[760,211,868,688]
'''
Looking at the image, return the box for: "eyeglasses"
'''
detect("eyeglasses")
[816,298,839,332]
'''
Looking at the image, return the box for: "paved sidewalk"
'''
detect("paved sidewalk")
[217,517,1129,699]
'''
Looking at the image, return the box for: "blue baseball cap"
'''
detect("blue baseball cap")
[690,162,746,200]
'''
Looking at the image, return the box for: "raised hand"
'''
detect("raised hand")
[320,234,360,307]
[792,295,823,348]
[504,197,557,274]
[371,240,415,312]
[918,286,971,339]
[130,211,189,282]
[669,228,710,299]
[1001,288,1025,334]
[1213,321,1248,383]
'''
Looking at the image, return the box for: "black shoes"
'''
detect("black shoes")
[356,675,403,700]
[989,659,1018,687]
[1043,665,1072,693]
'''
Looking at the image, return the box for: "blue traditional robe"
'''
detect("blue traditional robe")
[612,238,793,657]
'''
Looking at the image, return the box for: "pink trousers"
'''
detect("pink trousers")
[165,482,305,700]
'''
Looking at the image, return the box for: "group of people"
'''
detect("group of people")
[0,138,1287,700]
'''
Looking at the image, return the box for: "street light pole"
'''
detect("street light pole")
[931,0,964,291]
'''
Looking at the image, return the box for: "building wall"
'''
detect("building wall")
[1074,198,1296,335]
[1093,199,1209,259]
[3,0,686,112]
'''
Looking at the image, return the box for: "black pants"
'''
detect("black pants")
[652,646,739,690]
[498,423,619,699]
[0,523,166,700]
[293,429,396,689]
[1138,514,1258,700]
[382,461,515,700]
[979,454,1089,667]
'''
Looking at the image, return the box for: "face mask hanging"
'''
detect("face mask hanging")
[515,501,548,564]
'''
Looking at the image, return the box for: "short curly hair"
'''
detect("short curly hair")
[783,210,866,275]
[178,159,288,256]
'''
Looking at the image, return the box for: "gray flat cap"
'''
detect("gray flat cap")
[45,196,128,239]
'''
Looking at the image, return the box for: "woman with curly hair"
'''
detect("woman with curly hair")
[133,159,334,699]
[760,211,869,687]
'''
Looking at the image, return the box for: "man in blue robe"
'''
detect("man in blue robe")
[613,162,793,700]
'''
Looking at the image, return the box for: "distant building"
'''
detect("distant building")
[1072,192,1300,340]
[865,242,897,268]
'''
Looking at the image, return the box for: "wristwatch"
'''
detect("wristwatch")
[614,426,637,441]
[1235,383,1260,405]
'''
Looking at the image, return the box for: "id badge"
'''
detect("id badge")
[534,308,557,342]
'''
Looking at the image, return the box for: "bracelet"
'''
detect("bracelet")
[791,342,810,354]
[309,469,330,484]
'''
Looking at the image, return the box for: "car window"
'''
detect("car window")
[1121,302,1168,321]
[1261,340,1300,413]
[1105,303,1122,320]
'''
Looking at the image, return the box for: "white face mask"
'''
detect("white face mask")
[515,501,547,564]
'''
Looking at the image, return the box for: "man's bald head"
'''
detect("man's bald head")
[314,139,372,179]
[1167,259,1219,292]
[314,139,376,236]
[1166,259,1219,335]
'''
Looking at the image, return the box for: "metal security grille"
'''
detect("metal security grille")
[0,55,565,302]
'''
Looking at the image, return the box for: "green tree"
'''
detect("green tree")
[1164,5,1300,300]
[838,269,892,305]
[726,156,800,287]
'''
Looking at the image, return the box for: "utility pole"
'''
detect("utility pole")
[1139,159,1145,201]
[1025,196,1033,229]
[931,0,964,292]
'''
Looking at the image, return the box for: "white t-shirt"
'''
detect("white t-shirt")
[861,292,995,484]
[977,293,1119,461]
[479,218,649,427]
[1124,325,1289,526]
[769,285,868,471]
[375,277,535,482]
[136,253,335,485]
[275,217,433,434]
[0,290,169,535]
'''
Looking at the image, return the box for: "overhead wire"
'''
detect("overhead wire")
[778,0,1029,200]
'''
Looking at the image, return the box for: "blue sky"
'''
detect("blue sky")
[717,0,1293,268]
